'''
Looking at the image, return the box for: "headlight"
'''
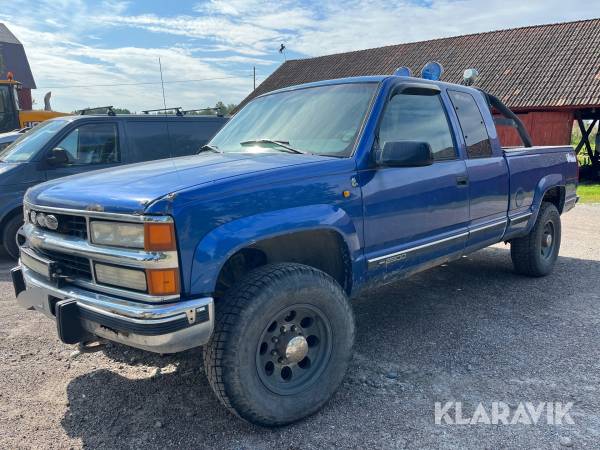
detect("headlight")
[90,221,144,248]
[90,220,176,251]
[95,263,147,291]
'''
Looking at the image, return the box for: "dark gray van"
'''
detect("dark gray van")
[0,114,228,258]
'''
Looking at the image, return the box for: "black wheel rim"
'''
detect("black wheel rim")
[255,304,332,395]
[541,220,555,259]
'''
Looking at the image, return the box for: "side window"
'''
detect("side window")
[448,91,493,158]
[54,123,120,165]
[126,121,171,162]
[379,93,456,161]
[168,121,222,157]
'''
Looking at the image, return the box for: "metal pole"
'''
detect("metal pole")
[158,57,167,115]
[253,66,256,91]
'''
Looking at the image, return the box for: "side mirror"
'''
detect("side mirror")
[377,141,433,167]
[47,147,70,166]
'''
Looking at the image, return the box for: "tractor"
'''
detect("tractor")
[0,72,68,133]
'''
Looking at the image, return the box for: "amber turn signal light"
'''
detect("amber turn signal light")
[146,268,180,296]
[144,222,176,251]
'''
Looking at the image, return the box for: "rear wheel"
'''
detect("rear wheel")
[510,202,561,277]
[2,214,22,260]
[204,263,355,426]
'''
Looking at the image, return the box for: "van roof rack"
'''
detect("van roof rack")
[182,107,224,117]
[78,106,116,116]
[142,107,183,116]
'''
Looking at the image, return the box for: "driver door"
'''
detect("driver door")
[45,122,122,180]
[361,87,469,278]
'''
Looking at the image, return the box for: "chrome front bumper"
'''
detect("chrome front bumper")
[14,264,214,354]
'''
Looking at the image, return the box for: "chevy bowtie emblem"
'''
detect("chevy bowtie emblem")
[44,214,59,230]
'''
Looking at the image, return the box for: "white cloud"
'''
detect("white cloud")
[0,0,599,113]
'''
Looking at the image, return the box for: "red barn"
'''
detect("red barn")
[239,18,600,166]
[0,23,36,110]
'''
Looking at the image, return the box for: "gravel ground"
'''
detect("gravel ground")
[1,204,599,449]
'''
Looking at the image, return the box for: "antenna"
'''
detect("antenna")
[158,57,167,115]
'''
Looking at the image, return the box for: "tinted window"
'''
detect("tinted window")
[126,121,171,162]
[448,91,493,158]
[168,121,224,157]
[378,93,456,161]
[54,123,119,166]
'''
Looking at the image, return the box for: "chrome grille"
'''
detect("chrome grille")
[29,210,88,239]
[55,214,88,239]
[38,249,92,281]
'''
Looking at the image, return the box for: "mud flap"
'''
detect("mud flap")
[55,299,88,344]
[11,267,25,298]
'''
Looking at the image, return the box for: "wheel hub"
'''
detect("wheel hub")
[255,304,332,395]
[543,233,553,248]
[285,336,309,363]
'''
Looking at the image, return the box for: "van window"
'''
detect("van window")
[0,119,68,163]
[126,121,171,162]
[448,91,493,158]
[168,121,223,157]
[54,123,120,165]
[379,93,456,161]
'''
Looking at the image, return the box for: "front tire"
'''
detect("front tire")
[510,202,561,277]
[2,215,22,260]
[204,263,355,426]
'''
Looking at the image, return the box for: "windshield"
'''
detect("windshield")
[0,119,68,163]
[210,82,378,157]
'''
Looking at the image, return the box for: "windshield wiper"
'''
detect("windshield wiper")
[240,139,312,155]
[199,144,221,154]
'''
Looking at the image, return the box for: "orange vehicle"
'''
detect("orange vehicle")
[0,73,68,133]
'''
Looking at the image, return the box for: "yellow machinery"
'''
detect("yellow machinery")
[0,73,68,133]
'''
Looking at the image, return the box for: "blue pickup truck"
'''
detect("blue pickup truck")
[12,75,577,426]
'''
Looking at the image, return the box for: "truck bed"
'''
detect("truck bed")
[503,145,578,222]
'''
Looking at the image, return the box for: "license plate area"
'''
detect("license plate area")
[20,247,57,280]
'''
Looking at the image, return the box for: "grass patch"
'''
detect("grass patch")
[577,183,600,203]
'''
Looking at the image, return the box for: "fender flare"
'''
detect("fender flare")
[528,174,565,229]
[189,204,362,295]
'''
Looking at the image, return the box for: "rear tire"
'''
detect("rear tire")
[204,263,355,426]
[510,202,561,277]
[2,215,22,260]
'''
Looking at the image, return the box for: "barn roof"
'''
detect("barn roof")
[240,18,600,112]
[0,23,36,89]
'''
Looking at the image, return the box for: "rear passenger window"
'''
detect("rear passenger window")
[379,93,456,161]
[448,91,493,158]
[168,121,223,157]
[126,122,171,162]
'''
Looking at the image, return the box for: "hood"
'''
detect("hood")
[26,152,333,213]
[0,131,20,144]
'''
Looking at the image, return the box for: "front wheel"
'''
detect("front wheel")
[510,202,561,277]
[2,215,22,260]
[203,263,355,426]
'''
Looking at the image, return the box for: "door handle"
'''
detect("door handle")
[456,176,469,187]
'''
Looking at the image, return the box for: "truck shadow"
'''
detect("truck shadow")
[60,246,600,448]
